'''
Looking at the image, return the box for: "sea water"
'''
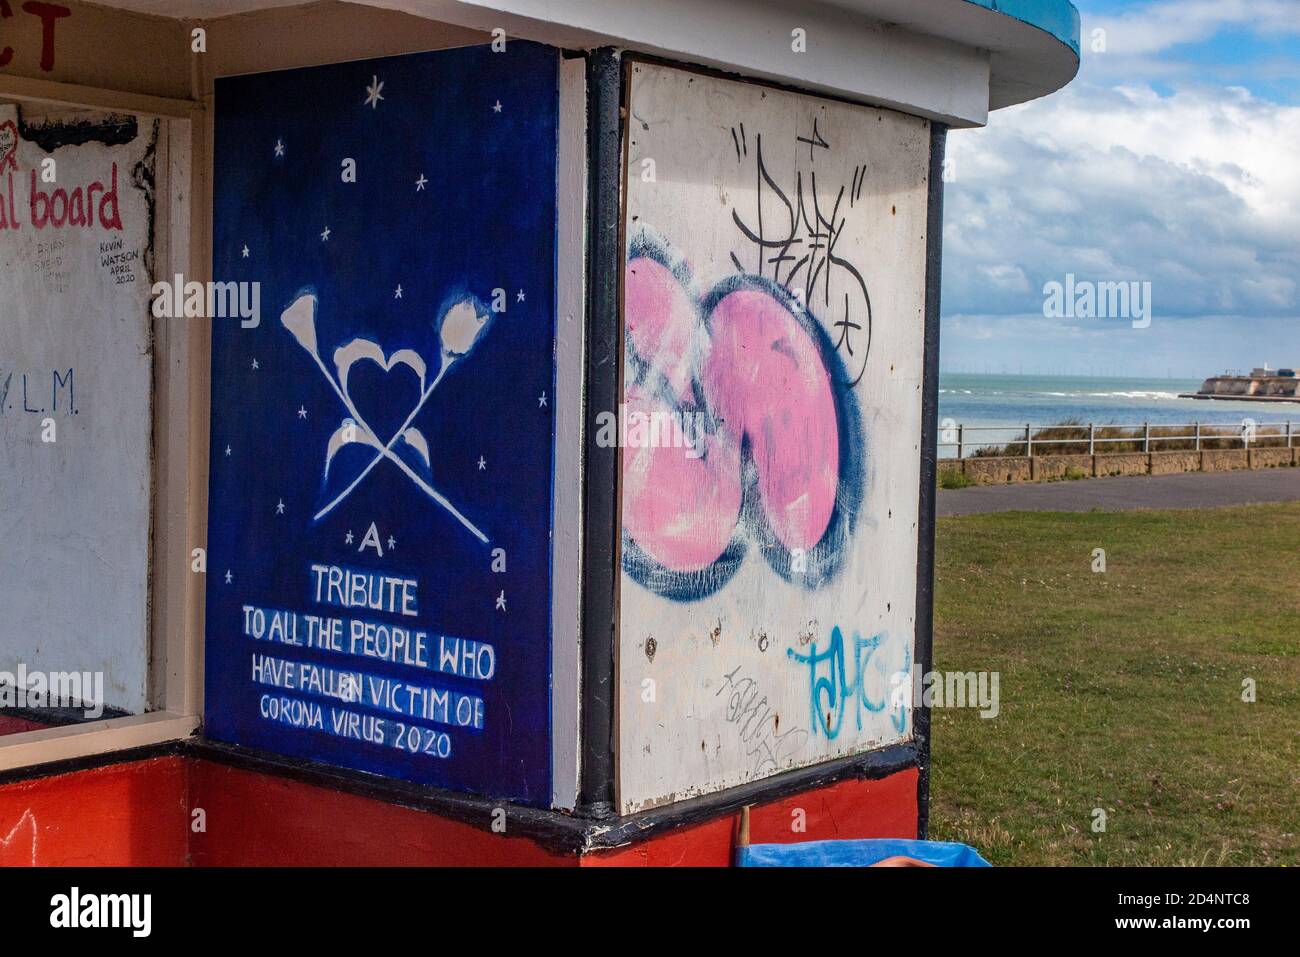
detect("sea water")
[936,373,1300,458]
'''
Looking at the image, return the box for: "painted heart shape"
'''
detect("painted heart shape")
[280,291,491,539]
[326,337,430,475]
[0,121,18,172]
[335,337,427,400]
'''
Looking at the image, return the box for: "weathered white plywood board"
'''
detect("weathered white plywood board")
[0,105,156,714]
[617,64,931,812]
[551,54,587,810]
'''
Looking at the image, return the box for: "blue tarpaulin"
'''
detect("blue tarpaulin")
[736,838,991,867]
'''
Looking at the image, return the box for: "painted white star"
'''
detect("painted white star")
[224,570,233,584]
[276,499,286,515]
[251,358,259,370]
[225,445,232,456]
[495,590,506,611]
[492,100,503,113]
[344,530,354,545]
[241,244,250,258]
[297,406,307,419]
[387,535,396,550]
[478,455,487,471]
[539,391,547,408]
[274,139,285,157]
[394,285,403,299]
[415,174,427,191]
[365,75,385,109]
[516,288,525,302]
[320,226,331,241]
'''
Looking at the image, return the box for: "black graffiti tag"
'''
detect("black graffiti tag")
[729,119,873,387]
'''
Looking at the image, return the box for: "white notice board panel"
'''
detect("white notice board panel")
[0,105,156,715]
[617,63,931,812]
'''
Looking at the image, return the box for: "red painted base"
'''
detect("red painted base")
[188,760,574,866]
[583,771,919,866]
[0,756,189,866]
[0,753,918,866]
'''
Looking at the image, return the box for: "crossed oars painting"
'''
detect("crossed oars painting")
[281,291,492,543]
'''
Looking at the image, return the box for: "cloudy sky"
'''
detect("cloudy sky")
[941,0,1300,378]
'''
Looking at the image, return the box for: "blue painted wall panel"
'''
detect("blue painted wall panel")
[205,42,558,805]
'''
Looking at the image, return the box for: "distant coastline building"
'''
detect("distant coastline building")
[1183,367,1300,402]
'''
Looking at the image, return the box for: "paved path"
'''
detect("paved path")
[938,468,1300,516]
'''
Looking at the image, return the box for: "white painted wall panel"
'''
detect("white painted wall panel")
[617,64,930,812]
[0,105,156,715]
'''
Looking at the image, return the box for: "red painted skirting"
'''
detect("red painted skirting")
[0,756,189,866]
[187,760,575,866]
[0,753,917,866]
[583,771,919,866]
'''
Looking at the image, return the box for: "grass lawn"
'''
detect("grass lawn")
[928,503,1300,866]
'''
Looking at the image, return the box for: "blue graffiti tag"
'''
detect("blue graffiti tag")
[787,626,909,740]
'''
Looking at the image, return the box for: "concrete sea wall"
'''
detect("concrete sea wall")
[941,447,1299,485]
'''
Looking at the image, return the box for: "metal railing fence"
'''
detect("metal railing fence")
[938,422,1296,458]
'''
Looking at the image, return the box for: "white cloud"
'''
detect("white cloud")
[936,0,1300,374]
[977,263,1031,292]
[943,80,1300,328]
[1089,0,1300,57]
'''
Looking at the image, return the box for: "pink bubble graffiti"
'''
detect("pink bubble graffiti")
[621,230,862,601]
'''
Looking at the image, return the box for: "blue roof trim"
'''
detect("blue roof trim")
[962,0,1081,55]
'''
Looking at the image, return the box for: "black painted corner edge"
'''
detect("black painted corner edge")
[577,46,625,820]
[915,121,947,840]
